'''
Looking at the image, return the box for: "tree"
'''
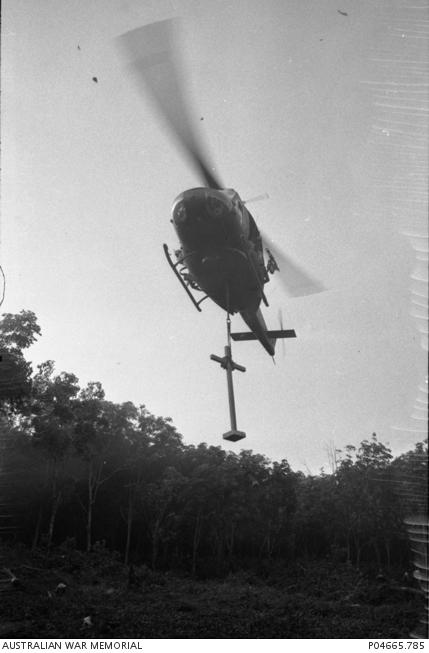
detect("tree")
[143,465,188,569]
[31,361,80,548]
[0,311,42,538]
[335,434,400,568]
[295,473,338,560]
[391,439,428,517]
[0,310,41,352]
[259,458,299,559]
[73,384,134,551]
[178,444,229,574]
[390,439,428,592]
[0,310,41,405]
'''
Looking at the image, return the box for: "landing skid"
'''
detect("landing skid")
[163,244,209,312]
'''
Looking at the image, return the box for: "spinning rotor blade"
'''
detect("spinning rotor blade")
[261,230,325,297]
[118,20,222,190]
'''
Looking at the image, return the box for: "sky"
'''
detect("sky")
[1,0,428,473]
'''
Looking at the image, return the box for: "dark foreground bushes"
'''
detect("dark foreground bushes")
[0,543,424,639]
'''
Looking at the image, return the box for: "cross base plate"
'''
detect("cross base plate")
[223,430,246,442]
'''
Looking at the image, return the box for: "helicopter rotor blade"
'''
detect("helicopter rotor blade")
[118,20,222,190]
[261,230,325,297]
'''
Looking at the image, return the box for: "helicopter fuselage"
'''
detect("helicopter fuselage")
[172,188,265,312]
[171,187,276,355]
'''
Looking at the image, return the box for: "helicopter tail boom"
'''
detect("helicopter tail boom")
[236,308,296,356]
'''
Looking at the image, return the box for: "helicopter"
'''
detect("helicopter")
[118,19,324,358]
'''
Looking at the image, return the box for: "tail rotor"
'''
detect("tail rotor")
[278,308,287,358]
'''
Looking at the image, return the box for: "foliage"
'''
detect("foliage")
[0,312,426,605]
[0,310,41,352]
[0,311,41,404]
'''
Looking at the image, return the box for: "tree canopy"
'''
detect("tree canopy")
[0,310,427,579]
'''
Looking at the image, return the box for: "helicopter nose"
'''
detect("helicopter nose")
[206,194,226,218]
[172,189,230,227]
[173,195,206,228]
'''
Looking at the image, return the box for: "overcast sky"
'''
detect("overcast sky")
[1,0,427,472]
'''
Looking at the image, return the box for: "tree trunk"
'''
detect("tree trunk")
[151,518,161,570]
[215,531,224,574]
[47,490,62,549]
[355,540,361,569]
[372,540,381,568]
[384,539,391,570]
[191,511,202,577]
[346,534,352,565]
[32,460,49,551]
[266,526,273,559]
[225,523,235,567]
[124,486,134,566]
[86,466,94,552]
[47,464,62,549]
[32,504,43,551]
